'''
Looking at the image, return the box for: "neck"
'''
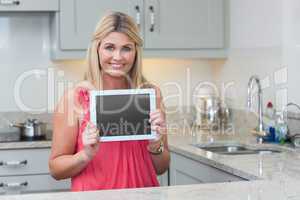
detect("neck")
[102,73,129,90]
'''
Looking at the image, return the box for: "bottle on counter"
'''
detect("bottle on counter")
[275,112,288,144]
[263,101,276,142]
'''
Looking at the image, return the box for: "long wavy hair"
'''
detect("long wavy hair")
[84,11,147,89]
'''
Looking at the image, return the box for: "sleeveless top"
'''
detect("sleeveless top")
[71,88,159,191]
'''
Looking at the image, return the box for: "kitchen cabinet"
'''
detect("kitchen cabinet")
[50,0,226,59]
[157,170,169,186]
[0,0,58,11]
[169,152,246,185]
[0,148,70,195]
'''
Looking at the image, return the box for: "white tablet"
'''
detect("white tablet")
[90,88,157,142]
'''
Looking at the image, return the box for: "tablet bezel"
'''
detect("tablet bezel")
[90,88,157,142]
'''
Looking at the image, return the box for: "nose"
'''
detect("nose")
[112,49,122,61]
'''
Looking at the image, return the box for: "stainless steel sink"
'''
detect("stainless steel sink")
[193,144,282,155]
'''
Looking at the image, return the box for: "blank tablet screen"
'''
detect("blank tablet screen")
[96,94,151,137]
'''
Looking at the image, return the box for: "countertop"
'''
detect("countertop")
[1,124,300,199]
[168,126,300,182]
[0,180,299,200]
[0,140,51,150]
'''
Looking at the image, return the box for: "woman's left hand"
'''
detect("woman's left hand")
[148,109,167,151]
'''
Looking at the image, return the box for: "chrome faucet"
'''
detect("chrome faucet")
[247,75,264,142]
[282,102,300,123]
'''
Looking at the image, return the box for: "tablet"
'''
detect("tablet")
[90,89,157,142]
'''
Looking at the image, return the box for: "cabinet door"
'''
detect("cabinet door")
[59,0,143,50]
[157,170,169,186]
[0,148,50,176]
[0,0,58,11]
[0,174,70,195]
[144,0,224,49]
[169,152,245,186]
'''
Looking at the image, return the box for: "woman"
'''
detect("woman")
[49,11,170,191]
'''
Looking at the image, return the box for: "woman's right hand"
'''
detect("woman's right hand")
[81,122,100,162]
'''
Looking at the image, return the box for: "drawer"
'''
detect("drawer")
[0,174,70,194]
[0,148,50,176]
[0,0,58,11]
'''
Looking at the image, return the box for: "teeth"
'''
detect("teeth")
[111,64,123,68]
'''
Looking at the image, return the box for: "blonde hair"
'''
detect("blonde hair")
[85,11,146,89]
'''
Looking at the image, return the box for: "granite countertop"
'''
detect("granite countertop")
[1,180,299,200]
[1,115,300,199]
[0,140,51,150]
[168,125,300,182]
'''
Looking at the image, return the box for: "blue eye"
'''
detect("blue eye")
[105,46,114,51]
[122,47,132,52]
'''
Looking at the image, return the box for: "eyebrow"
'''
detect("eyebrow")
[103,42,134,47]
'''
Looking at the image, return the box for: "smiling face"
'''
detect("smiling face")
[98,32,136,77]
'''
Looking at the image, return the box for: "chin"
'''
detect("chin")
[105,69,130,78]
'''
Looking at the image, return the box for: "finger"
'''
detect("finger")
[88,127,99,135]
[151,117,165,126]
[150,110,160,116]
[149,112,163,123]
[84,127,99,137]
[86,133,99,139]
[84,138,98,145]
[150,111,161,118]
[86,122,97,129]
[151,125,167,135]
[83,130,97,139]
[151,125,165,133]
[150,133,163,142]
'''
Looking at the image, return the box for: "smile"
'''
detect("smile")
[111,63,124,69]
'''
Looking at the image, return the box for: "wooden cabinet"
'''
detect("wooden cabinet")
[169,152,246,185]
[0,0,58,11]
[0,148,70,195]
[50,0,226,59]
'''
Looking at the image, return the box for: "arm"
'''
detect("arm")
[148,134,170,175]
[49,88,99,180]
[148,87,170,175]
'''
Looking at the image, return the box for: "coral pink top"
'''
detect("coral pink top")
[71,88,159,191]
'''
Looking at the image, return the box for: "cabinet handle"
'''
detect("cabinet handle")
[135,5,141,28]
[149,6,155,32]
[0,0,20,6]
[0,181,28,188]
[0,160,27,166]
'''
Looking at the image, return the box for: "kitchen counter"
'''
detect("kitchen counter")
[168,125,300,184]
[1,120,300,199]
[0,140,51,150]
[0,180,299,200]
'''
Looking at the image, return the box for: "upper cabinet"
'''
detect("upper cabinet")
[143,0,224,49]
[51,0,226,60]
[0,0,58,11]
[58,0,140,50]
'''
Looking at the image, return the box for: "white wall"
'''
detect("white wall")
[214,0,289,112]
[0,13,215,112]
[283,0,300,112]
[0,13,52,112]
[143,59,214,108]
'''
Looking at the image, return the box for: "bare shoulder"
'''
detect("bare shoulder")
[55,81,94,114]
[75,81,95,90]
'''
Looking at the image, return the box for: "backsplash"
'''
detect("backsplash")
[0,108,299,139]
[0,111,53,130]
[165,106,300,137]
